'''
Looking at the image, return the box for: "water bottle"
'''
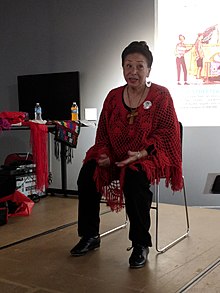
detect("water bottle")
[71,102,78,121]
[34,103,42,120]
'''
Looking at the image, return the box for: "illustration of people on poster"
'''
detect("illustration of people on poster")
[180,24,219,85]
[155,0,220,126]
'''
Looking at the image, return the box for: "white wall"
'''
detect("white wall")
[158,125,220,207]
[0,0,220,207]
[183,126,220,207]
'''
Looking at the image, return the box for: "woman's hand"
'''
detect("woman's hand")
[115,150,147,167]
[97,153,110,167]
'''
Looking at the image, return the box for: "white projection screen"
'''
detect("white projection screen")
[154,0,220,126]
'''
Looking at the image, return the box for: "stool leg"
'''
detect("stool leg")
[100,202,128,237]
[153,176,190,253]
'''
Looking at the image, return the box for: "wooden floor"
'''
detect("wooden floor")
[0,196,220,293]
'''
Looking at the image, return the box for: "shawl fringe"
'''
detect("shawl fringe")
[91,159,183,213]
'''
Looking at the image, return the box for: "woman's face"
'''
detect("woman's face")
[123,53,150,88]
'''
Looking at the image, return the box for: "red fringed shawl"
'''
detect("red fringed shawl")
[26,122,48,192]
[84,83,183,211]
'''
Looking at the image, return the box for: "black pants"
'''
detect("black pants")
[77,160,153,247]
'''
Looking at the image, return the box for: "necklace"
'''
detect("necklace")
[126,85,146,124]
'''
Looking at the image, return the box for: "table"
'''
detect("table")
[2,125,78,197]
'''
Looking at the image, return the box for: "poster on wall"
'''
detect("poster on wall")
[154,0,220,126]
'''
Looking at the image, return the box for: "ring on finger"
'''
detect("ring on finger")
[136,151,141,160]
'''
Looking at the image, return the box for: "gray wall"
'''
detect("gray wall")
[0,0,220,207]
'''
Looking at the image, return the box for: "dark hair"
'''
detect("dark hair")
[121,41,153,67]
[179,34,185,40]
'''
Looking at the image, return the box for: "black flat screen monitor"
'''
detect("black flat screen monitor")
[17,71,80,121]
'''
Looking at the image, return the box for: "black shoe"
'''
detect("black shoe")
[129,245,149,269]
[70,236,101,256]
